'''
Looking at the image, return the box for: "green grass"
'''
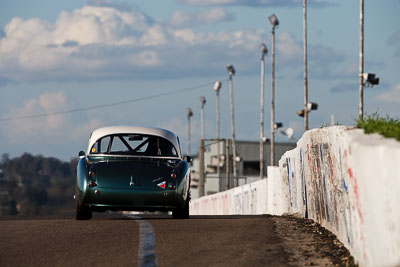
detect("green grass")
[321,121,341,128]
[357,113,400,141]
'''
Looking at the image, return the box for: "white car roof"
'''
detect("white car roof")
[87,126,182,158]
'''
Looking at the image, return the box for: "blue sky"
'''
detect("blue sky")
[0,0,399,160]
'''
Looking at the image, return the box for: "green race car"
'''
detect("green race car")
[75,126,191,220]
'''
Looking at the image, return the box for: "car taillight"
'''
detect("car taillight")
[88,181,97,187]
[171,173,177,179]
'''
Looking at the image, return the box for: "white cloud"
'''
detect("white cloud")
[0,4,273,82]
[0,5,282,82]
[69,119,104,144]
[378,84,400,103]
[0,4,341,84]
[2,92,104,145]
[178,0,334,7]
[168,8,234,28]
[276,31,302,63]
[6,92,68,137]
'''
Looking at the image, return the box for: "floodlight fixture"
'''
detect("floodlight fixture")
[280,128,294,140]
[186,107,193,118]
[200,96,206,106]
[260,43,268,56]
[213,81,222,92]
[226,64,235,76]
[297,102,318,117]
[307,102,318,111]
[268,14,279,27]
[262,137,270,143]
[362,73,379,86]
[297,109,305,117]
[274,122,283,129]
[285,128,294,139]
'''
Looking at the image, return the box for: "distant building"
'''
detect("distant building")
[190,139,296,199]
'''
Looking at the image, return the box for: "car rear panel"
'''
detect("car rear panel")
[87,158,182,209]
[93,159,175,190]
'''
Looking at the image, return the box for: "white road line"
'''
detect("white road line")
[125,214,157,267]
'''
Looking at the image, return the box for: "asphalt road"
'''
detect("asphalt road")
[0,213,354,267]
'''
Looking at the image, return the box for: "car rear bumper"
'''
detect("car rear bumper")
[85,187,184,212]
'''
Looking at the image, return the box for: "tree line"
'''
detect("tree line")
[0,153,77,216]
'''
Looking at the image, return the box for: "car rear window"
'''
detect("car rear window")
[90,134,178,157]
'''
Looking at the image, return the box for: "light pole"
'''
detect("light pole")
[199,96,207,196]
[186,107,193,155]
[226,64,238,187]
[259,43,268,179]
[359,0,364,120]
[303,0,309,131]
[213,81,222,190]
[200,96,206,140]
[268,14,279,166]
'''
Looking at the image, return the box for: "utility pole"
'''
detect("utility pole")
[359,0,364,120]
[199,139,205,197]
[225,139,230,189]
[260,43,268,179]
[268,14,279,166]
[199,97,206,197]
[226,65,238,186]
[213,81,222,190]
[303,0,309,131]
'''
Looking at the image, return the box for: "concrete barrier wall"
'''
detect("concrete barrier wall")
[190,126,400,266]
[280,126,400,266]
[190,166,289,216]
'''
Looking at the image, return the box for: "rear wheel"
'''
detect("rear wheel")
[172,197,189,219]
[75,196,92,220]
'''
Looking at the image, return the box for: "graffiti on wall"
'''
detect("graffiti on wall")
[284,137,366,258]
[233,187,258,215]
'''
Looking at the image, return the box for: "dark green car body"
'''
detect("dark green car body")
[75,126,191,219]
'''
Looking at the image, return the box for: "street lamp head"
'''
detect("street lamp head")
[268,14,279,27]
[186,107,193,118]
[262,137,270,143]
[362,73,380,86]
[226,64,235,76]
[279,128,294,139]
[213,81,222,92]
[296,109,305,117]
[297,102,318,117]
[285,128,294,139]
[260,43,268,55]
[274,122,283,129]
[307,102,318,111]
[200,96,206,106]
